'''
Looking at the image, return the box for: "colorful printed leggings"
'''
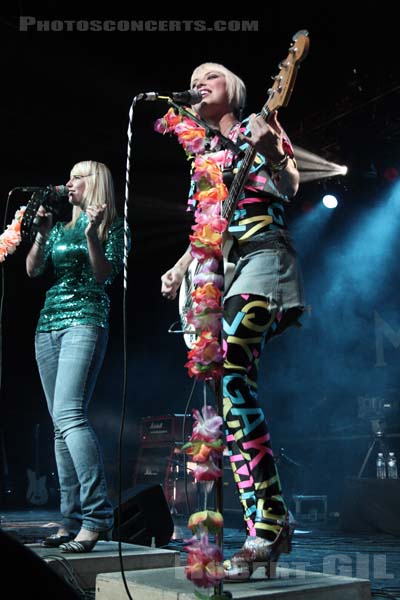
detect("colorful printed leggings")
[223,293,287,541]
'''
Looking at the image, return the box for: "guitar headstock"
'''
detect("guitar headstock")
[262,30,310,117]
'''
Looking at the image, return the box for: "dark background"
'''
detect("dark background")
[1,7,400,513]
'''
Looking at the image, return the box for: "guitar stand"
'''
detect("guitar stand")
[169,462,180,516]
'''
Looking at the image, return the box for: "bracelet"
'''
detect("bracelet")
[268,153,289,173]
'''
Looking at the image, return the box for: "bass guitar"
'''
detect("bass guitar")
[178,30,310,348]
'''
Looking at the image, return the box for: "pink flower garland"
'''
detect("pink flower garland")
[0,206,26,262]
[181,405,225,482]
[154,107,228,381]
[155,107,230,591]
[181,406,225,591]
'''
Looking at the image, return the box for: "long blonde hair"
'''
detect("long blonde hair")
[67,160,117,241]
[190,62,246,119]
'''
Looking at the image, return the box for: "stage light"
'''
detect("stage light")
[293,145,349,183]
[322,194,338,209]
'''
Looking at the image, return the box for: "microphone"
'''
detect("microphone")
[47,184,69,197]
[16,184,69,197]
[135,89,203,105]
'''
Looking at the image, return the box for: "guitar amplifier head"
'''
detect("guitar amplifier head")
[139,414,192,443]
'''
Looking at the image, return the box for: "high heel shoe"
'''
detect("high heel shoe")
[223,516,295,582]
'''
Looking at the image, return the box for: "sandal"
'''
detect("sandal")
[41,533,74,548]
[59,539,98,553]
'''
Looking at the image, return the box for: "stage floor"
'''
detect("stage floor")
[1,507,400,599]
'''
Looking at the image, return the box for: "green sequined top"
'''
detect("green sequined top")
[35,213,129,332]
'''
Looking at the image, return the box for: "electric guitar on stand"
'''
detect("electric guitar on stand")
[26,423,49,506]
[178,30,310,348]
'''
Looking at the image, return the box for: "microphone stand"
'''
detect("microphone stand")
[155,95,234,598]
[167,98,244,158]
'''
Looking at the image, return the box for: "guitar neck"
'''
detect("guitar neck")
[221,30,309,227]
[221,81,292,227]
[222,144,257,226]
[34,424,40,475]
[221,90,285,226]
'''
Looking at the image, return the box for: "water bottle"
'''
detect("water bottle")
[387,452,398,479]
[376,452,386,479]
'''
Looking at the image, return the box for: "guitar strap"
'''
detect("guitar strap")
[221,123,242,262]
[222,123,241,171]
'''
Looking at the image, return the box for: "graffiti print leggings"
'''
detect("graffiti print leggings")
[223,293,287,541]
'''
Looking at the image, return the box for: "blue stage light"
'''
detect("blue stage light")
[322,194,338,209]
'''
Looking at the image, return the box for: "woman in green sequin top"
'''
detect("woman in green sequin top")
[26,160,129,553]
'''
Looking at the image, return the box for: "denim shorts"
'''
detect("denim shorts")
[224,229,305,313]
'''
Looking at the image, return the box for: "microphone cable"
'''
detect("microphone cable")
[0,189,15,411]
[115,94,137,600]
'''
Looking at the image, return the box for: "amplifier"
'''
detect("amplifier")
[139,414,192,444]
[133,443,243,520]
[133,443,198,515]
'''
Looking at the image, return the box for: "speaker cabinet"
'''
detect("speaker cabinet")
[139,414,192,444]
[134,443,199,515]
[112,483,174,547]
[134,443,174,488]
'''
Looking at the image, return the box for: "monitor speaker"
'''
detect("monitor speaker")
[112,483,174,547]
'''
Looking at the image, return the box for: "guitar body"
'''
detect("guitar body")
[26,468,49,506]
[179,262,200,349]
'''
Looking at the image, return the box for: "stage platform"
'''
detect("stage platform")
[96,565,371,600]
[28,540,180,589]
[2,508,400,599]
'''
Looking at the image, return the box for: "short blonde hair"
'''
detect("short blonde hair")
[68,160,117,241]
[190,62,246,118]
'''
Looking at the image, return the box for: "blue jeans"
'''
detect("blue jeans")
[35,326,114,534]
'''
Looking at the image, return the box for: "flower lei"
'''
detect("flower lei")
[182,405,225,595]
[155,107,228,381]
[0,207,26,262]
[155,107,229,594]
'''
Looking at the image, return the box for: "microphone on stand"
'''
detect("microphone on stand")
[15,184,69,197]
[135,89,203,105]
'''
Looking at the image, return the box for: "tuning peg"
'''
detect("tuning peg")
[271,74,283,81]
[278,60,290,69]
